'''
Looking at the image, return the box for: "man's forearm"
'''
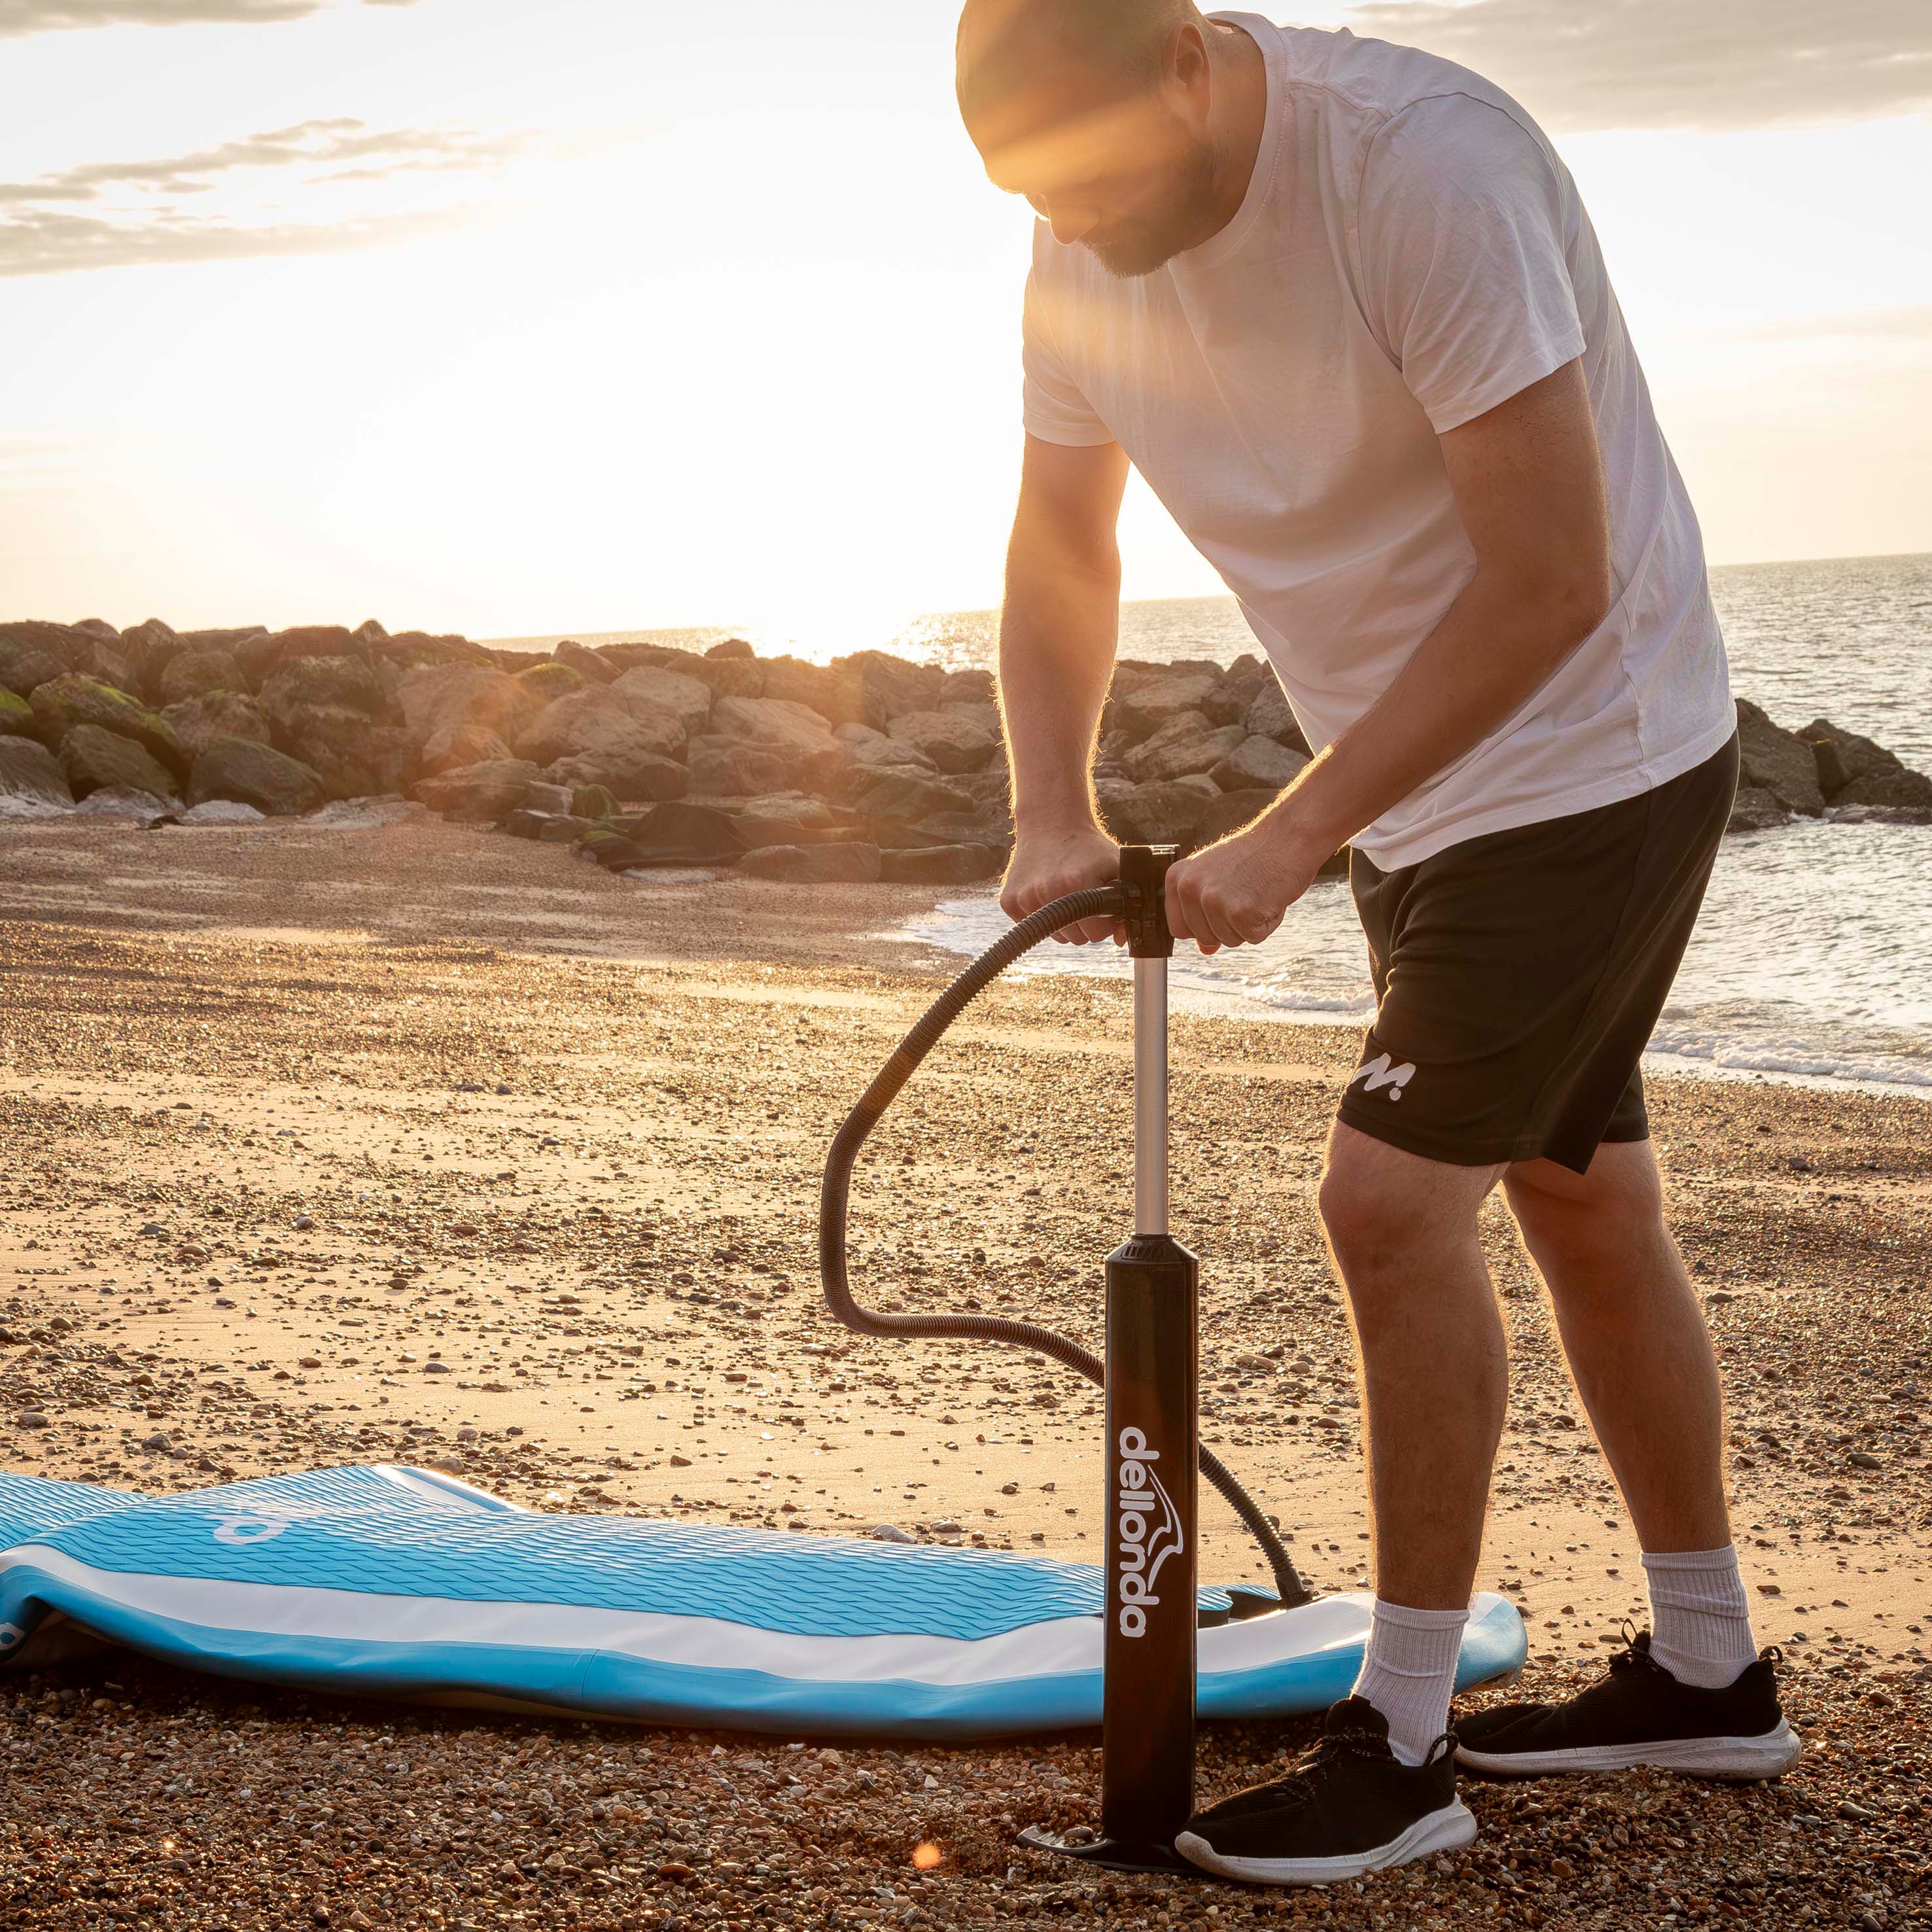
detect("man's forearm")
[1279,560,1611,853]
[998,547,1121,837]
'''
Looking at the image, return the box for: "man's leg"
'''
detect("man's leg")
[1503,1142,1755,1684]
[1503,1142,1728,1550]
[1317,1121,1507,1759]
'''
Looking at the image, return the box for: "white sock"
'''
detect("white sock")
[1350,1600,1469,1766]
[1643,1545,1758,1689]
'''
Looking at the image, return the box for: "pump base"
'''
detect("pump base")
[1015,1824,1197,1876]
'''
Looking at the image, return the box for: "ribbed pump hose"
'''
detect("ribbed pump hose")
[819,885,1313,1610]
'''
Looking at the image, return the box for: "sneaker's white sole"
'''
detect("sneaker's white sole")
[1175,1800,1477,1887]
[1456,1718,1801,1782]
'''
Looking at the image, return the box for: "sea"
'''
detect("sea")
[506,552,1932,1097]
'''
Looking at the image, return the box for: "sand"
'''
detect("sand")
[1,812,1928,1929]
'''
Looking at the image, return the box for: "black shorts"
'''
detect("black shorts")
[1337,735,1739,1174]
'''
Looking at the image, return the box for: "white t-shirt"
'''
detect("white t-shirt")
[1022,14,1734,869]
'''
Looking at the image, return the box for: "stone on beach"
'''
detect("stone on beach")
[31,673,188,778]
[880,843,1004,885]
[157,646,245,705]
[188,737,330,817]
[1121,715,1248,784]
[1212,732,1309,794]
[887,708,1000,775]
[161,691,272,760]
[0,734,75,811]
[517,686,688,769]
[60,722,182,804]
[410,758,540,824]
[738,841,884,883]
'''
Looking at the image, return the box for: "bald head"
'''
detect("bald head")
[957,0,1201,120]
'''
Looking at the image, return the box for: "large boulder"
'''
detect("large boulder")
[29,675,187,777]
[760,655,860,725]
[835,720,936,774]
[161,691,272,758]
[0,736,73,813]
[260,654,387,728]
[1242,682,1311,752]
[881,843,1004,885]
[1835,766,1932,812]
[612,665,713,737]
[0,620,132,697]
[1736,699,1823,816]
[189,738,328,817]
[1209,654,1273,726]
[60,724,180,803]
[158,648,245,707]
[888,708,1000,775]
[277,709,419,800]
[1097,775,1220,846]
[940,667,997,709]
[367,631,494,676]
[738,841,884,884]
[1122,716,1247,784]
[620,801,746,867]
[234,624,357,687]
[397,664,542,746]
[410,760,539,823]
[1212,733,1310,794]
[421,720,515,777]
[179,625,269,654]
[711,695,837,757]
[1800,718,1929,805]
[542,749,688,803]
[1114,668,1222,741]
[686,736,793,797]
[71,617,120,640]
[552,640,620,686]
[841,651,947,731]
[1727,785,1786,834]
[516,685,688,769]
[517,662,586,705]
[0,689,37,740]
[843,766,974,824]
[1194,788,1292,848]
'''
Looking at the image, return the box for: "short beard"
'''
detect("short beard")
[1080,139,1221,279]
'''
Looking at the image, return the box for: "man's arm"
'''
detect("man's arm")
[1167,357,1615,951]
[998,431,1133,944]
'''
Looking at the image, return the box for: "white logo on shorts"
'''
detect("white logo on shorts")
[1350,1053,1417,1102]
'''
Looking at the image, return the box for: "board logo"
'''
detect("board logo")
[213,1515,293,1546]
[1115,1427,1184,1639]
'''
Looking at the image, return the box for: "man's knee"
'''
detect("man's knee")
[1505,1142,1666,1265]
[1318,1124,1496,1280]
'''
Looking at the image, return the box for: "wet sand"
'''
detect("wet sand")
[2,813,1928,1929]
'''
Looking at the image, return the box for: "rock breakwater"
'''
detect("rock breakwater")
[4,616,1925,875]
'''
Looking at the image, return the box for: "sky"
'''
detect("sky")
[1,0,1929,644]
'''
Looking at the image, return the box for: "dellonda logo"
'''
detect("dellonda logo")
[1114,1427,1185,1638]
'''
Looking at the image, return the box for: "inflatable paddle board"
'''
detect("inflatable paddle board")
[0,1465,1524,1740]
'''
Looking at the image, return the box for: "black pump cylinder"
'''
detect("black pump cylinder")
[1100,1230,1200,1856]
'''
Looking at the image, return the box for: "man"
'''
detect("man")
[957,0,1798,1888]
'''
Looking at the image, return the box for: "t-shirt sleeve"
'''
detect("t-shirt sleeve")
[1356,96,1587,435]
[1021,250,1116,448]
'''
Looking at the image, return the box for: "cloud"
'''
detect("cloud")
[0,118,520,275]
[0,119,526,203]
[0,204,455,277]
[1344,0,1932,132]
[0,0,420,35]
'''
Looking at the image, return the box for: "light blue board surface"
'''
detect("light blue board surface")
[0,1467,1526,1740]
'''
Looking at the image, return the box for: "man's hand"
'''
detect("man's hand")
[1001,823,1125,945]
[1164,811,1333,955]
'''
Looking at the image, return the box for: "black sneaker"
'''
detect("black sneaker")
[1174,1698,1475,1886]
[1455,1628,1800,1782]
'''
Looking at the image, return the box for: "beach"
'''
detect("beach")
[2,812,1929,1930]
